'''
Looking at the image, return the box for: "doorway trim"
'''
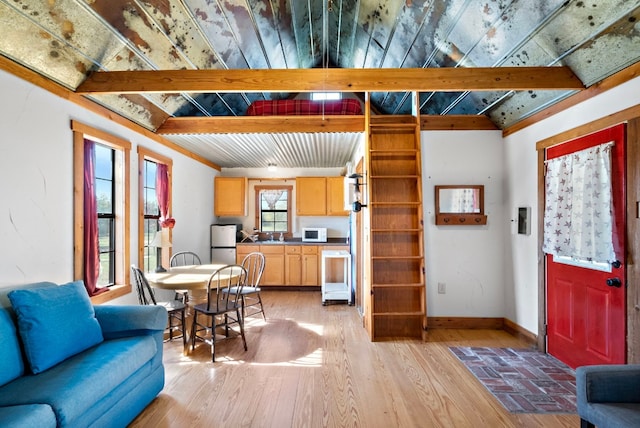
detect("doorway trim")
[535,104,640,362]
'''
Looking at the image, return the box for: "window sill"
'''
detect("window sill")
[90,284,131,305]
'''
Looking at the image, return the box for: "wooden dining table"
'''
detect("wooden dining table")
[145,264,229,291]
[146,263,243,309]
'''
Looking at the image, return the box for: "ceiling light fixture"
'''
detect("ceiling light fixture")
[267,163,277,171]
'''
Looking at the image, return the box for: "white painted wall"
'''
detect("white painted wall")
[0,69,217,304]
[422,130,506,317]
[504,76,640,334]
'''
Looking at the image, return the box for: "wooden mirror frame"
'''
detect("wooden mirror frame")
[435,185,488,226]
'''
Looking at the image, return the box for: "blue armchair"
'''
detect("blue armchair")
[576,364,640,428]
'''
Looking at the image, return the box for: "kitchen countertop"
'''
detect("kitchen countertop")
[237,238,348,246]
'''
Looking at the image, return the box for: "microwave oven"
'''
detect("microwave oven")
[302,227,327,242]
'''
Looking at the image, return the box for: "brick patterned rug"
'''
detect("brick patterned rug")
[449,347,577,414]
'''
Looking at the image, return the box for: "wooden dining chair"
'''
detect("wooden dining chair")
[169,251,202,304]
[190,264,248,362]
[222,252,266,320]
[170,251,202,267]
[131,265,187,349]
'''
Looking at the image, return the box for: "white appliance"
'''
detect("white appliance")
[302,227,327,242]
[210,224,241,264]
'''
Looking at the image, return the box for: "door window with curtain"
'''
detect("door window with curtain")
[544,124,626,369]
[255,185,292,234]
[543,141,616,270]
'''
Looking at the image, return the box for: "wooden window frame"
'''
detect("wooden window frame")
[254,185,293,234]
[137,147,173,272]
[72,121,131,304]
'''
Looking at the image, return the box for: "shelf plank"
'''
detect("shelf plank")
[371,228,423,232]
[372,312,426,317]
[370,175,420,179]
[371,255,424,260]
[372,283,424,288]
[370,149,418,153]
[370,202,422,206]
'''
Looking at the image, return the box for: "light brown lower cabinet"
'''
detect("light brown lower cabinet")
[301,246,318,286]
[259,245,285,286]
[236,245,259,264]
[285,246,302,285]
[286,245,318,286]
[237,244,345,287]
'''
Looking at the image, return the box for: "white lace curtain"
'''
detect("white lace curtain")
[261,189,285,209]
[542,141,616,263]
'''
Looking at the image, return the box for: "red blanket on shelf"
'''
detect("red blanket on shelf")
[246,99,362,116]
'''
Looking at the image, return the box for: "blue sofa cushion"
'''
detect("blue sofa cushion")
[584,403,640,428]
[0,309,24,387]
[0,404,56,428]
[8,280,103,374]
[0,335,157,426]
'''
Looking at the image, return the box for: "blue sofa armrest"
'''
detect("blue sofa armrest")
[577,365,640,404]
[0,404,56,428]
[94,305,167,339]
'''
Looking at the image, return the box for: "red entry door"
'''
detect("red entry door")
[546,124,626,369]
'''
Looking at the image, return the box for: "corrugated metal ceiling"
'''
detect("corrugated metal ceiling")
[0,0,639,168]
[170,131,364,168]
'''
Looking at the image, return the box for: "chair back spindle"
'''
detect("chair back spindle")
[242,252,265,288]
[131,265,158,305]
[170,251,202,267]
[130,264,187,348]
[205,264,247,312]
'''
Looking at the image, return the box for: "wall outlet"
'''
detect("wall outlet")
[438,282,446,294]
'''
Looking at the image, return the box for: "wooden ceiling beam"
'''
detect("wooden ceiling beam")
[77,67,584,94]
[157,115,365,134]
[157,114,499,134]
[420,115,499,131]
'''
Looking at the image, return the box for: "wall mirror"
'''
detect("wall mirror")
[435,185,487,225]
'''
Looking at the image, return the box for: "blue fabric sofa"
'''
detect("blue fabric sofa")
[576,364,640,428]
[0,281,167,428]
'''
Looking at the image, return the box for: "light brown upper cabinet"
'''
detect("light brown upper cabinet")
[296,177,327,215]
[296,176,348,216]
[326,176,349,216]
[214,176,247,217]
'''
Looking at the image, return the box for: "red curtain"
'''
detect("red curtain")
[83,139,106,296]
[155,163,175,228]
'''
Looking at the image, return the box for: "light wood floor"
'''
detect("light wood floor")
[130,291,578,428]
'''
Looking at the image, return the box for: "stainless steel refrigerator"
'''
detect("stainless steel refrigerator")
[210,224,241,264]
